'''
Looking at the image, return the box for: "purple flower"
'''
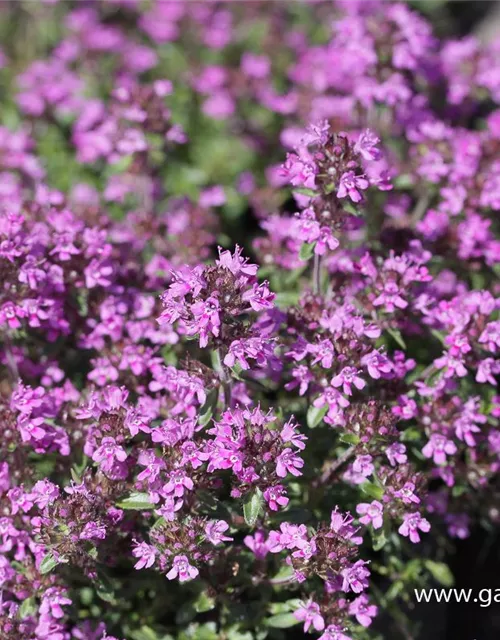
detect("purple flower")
[373,281,408,312]
[394,482,420,505]
[331,367,366,396]
[205,520,233,545]
[276,449,304,478]
[354,129,381,161]
[80,521,107,541]
[243,531,269,559]
[166,555,199,582]
[348,595,378,627]
[132,541,157,569]
[341,560,371,593]
[280,419,307,450]
[356,500,384,529]
[398,512,431,543]
[263,485,289,511]
[92,437,127,470]
[162,470,194,497]
[361,350,392,379]
[294,600,325,632]
[422,433,457,465]
[386,443,407,466]
[337,171,369,203]
[352,455,374,478]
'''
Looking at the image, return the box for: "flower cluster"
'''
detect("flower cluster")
[0,2,500,640]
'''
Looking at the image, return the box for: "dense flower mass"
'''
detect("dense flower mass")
[0,1,499,639]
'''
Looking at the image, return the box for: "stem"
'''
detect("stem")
[215,348,232,409]
[4,334,19,381]
[410,193,430,224]
[313,252,322,295]
[315,445,357,487]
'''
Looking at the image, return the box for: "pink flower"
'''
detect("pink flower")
[294,600,325,632]
[243,531,269,559]
[394,482,420,505]
[398,512,431,543]
[263,485,289,511]
[205,520,233,545]
[348,595,378,627]
[331,367,365,396]
[354,129,381,161]
[92,437,127,469]
[341,560,371,593]
[276,449,304,478]
[373,281,408,311]
[422,433,457,465]
[166,555,199,582]
[356,500,384,529]
[386,443,407,466]
[132,541,157,569]
[337,171,369,203]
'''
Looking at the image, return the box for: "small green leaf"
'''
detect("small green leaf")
[266,613,300,629]
[342,201,361,216]
[96,570,117,604]
[371,526,387,551]
[307,404,328,429]
[274,292,300,308]
[198,387,218,427]
[39,552,62,575]
[116,492,154,510]
[425,560,454,587]
[18,596,37,619]
[360,482,385,501]
[299,242,316,261]
[340,433,360,445]
[386,327,406,349]
[293,187,317,197]
[195,591,216,613]
[400,427,421,442]
[430,329,446,345]
[243,488,263,528]
[393,174,414,189]
[108,155,133,175]
[270,564,294,584]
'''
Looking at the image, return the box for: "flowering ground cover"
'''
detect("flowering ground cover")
[0,1,500,639]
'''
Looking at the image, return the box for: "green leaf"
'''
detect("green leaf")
[430,329,446,345]
[360,482,385,501]
[425,560,454,587]
[274,291,300,308]
[243,488,263,528]
[116,492,154,510]
[386,327,406,350]
[299,242,316,261]
[371,526,387,551]
[265,613,300,628]
[18,596,37,619]
[293,187,317,197]
[129,627,161,640]
[198,387,218,427]
[95,568,117,604]
[194,591,216,613]
[393,174,414,189]
[342,201,361,216]
[175,602,196,625]
[307,404,328,429]
[340,433,360,445]
[39,552,63,575]
[270,564,294,584]
[107,155,133,175]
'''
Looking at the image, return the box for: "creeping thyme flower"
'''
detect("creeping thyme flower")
[1,2,499,638]
[166,555,199,582]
